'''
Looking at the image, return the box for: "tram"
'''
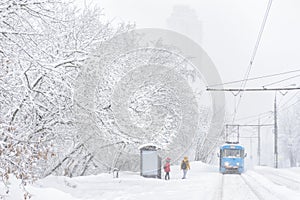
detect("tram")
[218,142,247,174]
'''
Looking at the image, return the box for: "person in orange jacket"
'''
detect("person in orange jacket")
[180,156,190,179]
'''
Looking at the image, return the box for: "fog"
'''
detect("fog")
[76,0,300,166]
[81,0,300,120]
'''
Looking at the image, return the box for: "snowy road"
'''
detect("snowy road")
[22,162,300,200]
[255,167,300,191]
[221,174,265,200]
[214,173,286,200]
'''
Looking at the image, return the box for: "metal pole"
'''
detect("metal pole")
[225,124,228,141]
[237,125,240,143]
[274,93,278,168]
[250,137,253,163]
[258,118,261,166]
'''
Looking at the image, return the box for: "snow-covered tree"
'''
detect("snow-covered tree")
[279,96,300,167]
[0,0,70,186]
[75,34,214,171]
[1,1,217,191]
[0,2,134,194]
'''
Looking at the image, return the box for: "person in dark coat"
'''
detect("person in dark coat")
[180,156,190,179]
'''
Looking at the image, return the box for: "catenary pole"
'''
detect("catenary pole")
[274,93,278,168]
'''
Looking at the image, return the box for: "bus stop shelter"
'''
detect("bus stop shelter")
[139,144,161,179]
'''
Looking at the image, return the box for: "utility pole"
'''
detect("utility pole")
[258,118,261,166]
[274,93,278,168]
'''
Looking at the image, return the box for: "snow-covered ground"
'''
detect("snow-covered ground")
[4,162,300,200]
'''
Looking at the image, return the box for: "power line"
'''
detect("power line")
[232,0,273,123]
[235,110,271,122]
[237,111,273,126]
[207,69,300,88]
[237,114,271,125]
[207,87,300,124]
[207,87,300,92]
[279,92,300,107]
[278,95,300,112]
[230,90,300,123]
[226,124,273,127]
[262,74,300,87]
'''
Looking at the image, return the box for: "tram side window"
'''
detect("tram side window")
[223,149,243,157]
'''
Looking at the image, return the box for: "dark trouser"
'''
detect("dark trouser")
[165,172,170,180]
[182,169,188,179]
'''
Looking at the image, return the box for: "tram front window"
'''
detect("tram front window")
[223,149,242,157]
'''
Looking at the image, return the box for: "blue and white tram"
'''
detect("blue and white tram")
[218,142,247,174]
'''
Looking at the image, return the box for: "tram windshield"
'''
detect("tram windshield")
[223,149,244,157]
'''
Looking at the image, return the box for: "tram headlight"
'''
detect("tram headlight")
[237,162,240,166]
[224,162,229,167]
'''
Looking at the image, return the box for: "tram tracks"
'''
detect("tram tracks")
[212,174,224,200]
[255,170,300,191]
[240,173,280,200]
[214,173,282,200]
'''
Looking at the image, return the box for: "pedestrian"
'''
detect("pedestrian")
[163,157,171,180]
[180,156,190,179]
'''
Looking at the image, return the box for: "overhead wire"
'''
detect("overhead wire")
[231,0,273,123]
[235,92,300,124]
[262,74,300,88]
[278,91,300,111]
[253,93,300,124]
[235,110,272,122]
[233,86,300,125]
[207,68,300,88]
